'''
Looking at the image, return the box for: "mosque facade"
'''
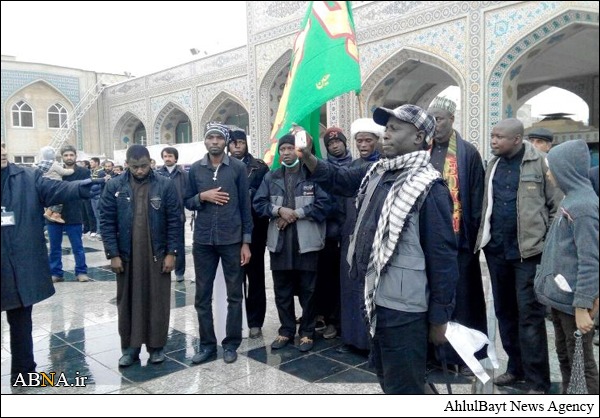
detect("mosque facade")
[1,1,598,163]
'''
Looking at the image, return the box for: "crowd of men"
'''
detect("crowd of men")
[1,97,598,395]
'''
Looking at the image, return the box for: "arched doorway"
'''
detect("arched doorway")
[112,111,146,150]
[200,92,249,135]
[488,10,598,157]
[153,102,192,145]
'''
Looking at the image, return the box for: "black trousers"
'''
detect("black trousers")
[316,238,341,327]
[174,222,186,277]
[272,270,317,338]
[245,219,268,328]
[371,306,428,394]
[485,252,550,392]
[193,243,244,351]
[551,308,599,394]
[6,305,36,383]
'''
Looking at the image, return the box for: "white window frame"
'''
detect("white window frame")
[48,103,68,129]
[11,100,34,128]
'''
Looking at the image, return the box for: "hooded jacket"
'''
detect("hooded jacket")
[534,140,599,314]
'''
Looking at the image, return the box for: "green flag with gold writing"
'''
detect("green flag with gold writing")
[263,1,361,169]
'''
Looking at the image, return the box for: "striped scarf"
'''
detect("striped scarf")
[357,151,440,336]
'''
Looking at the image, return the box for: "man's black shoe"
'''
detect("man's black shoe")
[118,354,140,367]
[223,349,238,364]
[192,349,217,365]
[494,372,524,386]
[336,344,352,354]
[149,349,166,364]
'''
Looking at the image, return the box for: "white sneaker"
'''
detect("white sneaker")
[90,232,97,238]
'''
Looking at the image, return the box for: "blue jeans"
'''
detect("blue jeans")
[90,197,101,234]
[48,223,87,277]
[192,243,243,351]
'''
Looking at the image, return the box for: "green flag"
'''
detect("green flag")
[263,1,361,169]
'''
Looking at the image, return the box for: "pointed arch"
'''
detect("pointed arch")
[488,9,599,128]
[257,49,292,155]
[152,102,192,145]
[112,111,146,149]
[199,91,249,134]
[362,47,465,116]
[4,79,76,109]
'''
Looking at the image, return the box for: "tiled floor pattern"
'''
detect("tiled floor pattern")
[1,227,597,395]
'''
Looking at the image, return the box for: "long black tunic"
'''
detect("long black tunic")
[117,177,171,349]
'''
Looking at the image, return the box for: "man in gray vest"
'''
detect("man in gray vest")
[299,104,458,394]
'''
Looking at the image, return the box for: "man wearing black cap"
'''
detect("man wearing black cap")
[185,122,253,365]
[299,104,458,394]
[527,127,553,153]
[227,128,269,339]
[253,133,330,353]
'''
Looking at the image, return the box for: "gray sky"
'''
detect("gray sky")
[2,1,588,124]
[1,1,248,77]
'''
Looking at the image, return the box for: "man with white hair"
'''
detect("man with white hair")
[337,118,383,354]
[427,97,486,376]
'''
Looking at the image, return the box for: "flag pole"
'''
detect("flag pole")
[356,92,364,117]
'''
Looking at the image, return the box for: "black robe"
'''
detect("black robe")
[117,177,171,349]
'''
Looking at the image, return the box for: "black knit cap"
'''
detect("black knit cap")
[323,127,347,148]
[278,134,295,150]
[229,129,247,145]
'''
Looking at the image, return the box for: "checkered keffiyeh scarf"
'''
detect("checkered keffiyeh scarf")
[357,150,440,336]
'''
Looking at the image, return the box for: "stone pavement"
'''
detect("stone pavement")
[1,221,597,395]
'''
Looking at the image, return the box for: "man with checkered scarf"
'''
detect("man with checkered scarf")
[298,104,458,394]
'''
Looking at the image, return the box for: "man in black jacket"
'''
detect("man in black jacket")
[185,122,253,365]
[99,145,181,367]
[157,146,189,282]
[1,143,93,385]
[228,128,269,338]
